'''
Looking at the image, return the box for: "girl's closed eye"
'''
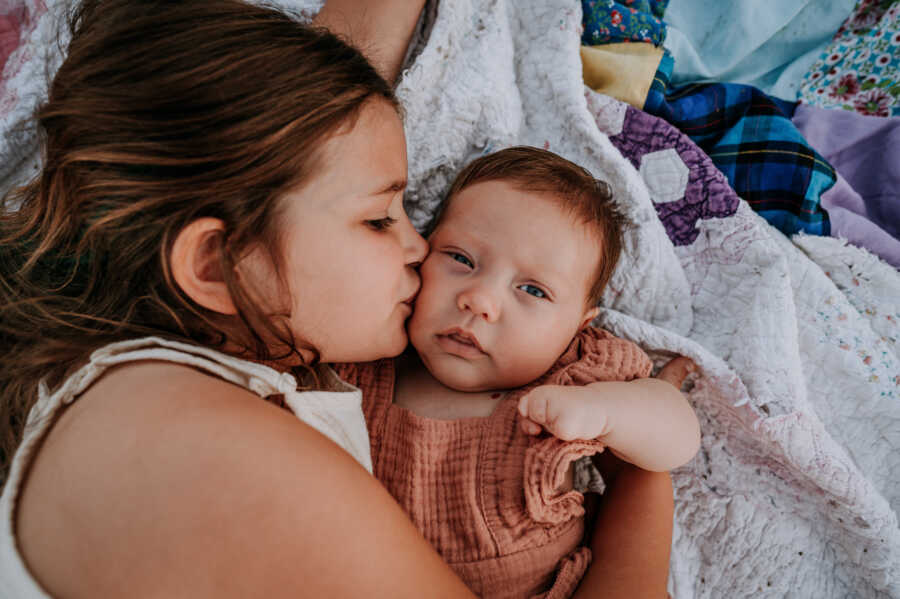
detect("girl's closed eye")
[518,284,548,299]
[365,216,397,231]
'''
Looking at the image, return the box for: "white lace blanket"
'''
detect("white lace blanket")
[2,1,898,597]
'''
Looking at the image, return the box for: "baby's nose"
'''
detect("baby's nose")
[457,286,500,322]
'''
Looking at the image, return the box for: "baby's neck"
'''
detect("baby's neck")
[393,352,508,420]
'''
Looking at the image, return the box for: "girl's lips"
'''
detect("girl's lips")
[402,287,419,305]
[435,332,486,359]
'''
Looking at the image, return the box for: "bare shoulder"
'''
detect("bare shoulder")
[17,361,474,598]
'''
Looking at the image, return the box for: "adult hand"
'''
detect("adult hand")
[655,355,696,390]
[313,0,428,84]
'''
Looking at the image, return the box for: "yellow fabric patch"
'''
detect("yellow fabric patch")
[580,43,664,109]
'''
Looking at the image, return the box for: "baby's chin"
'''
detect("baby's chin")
[421,355,536,393]
[437,376,497,393]
[416,351,499,392]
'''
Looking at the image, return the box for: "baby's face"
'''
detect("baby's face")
[408,180,601,392]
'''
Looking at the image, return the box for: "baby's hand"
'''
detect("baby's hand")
[517,386,608,441]
[654,356,696,390]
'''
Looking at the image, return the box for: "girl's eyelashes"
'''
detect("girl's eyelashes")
[365,216,398,231]
[447,251,474,268]
[518,284,548,299]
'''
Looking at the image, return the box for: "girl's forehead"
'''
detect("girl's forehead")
[281,100,408,216]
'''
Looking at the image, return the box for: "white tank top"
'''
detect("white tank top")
[0,336,373,598]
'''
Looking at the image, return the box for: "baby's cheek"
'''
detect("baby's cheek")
[496,354,551,389]
[406,311,427,346]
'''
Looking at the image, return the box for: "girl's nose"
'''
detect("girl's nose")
[400,213,428,266]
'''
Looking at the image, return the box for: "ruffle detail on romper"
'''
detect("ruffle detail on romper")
[524,436,606,525]
[545,327,653,387]
[523,327,651,527]
[530,546,593,599]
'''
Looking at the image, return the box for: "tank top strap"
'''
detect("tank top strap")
[28,336,300,427]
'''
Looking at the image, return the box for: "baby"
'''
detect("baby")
[337,146,700,598]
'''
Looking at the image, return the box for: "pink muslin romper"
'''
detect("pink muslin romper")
[337,327,652,598]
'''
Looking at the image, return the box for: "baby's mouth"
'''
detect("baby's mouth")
[448,332,477,347]
[436,328,487,358]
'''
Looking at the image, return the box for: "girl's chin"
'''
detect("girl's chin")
[384,331,410,358]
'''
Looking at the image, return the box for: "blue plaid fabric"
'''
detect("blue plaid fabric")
[643,56,834,236]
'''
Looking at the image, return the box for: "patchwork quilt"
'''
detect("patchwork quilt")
[2,0,898,597]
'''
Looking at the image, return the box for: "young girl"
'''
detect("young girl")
[339,147,700,598]
[0,1,677,597]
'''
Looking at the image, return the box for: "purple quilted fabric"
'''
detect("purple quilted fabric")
[588,92,741,246]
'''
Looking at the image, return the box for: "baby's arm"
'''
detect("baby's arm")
[517,357,700,471]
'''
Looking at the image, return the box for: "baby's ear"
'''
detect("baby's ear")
[579,306,600,330]
[170,217,238,315]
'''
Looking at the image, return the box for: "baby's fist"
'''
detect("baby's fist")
[517,386,603,441]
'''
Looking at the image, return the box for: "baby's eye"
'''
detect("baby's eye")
[448,252,473,268]
[365,216,398,231]
[518,284,547,299]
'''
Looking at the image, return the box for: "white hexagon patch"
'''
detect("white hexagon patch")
[638,148,689,204]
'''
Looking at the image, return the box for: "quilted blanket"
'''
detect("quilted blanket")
[2,1,899,597]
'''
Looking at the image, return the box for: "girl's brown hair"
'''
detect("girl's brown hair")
[437,146,628,306]
[0,0,396,481]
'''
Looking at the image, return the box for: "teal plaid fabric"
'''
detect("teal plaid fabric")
[644,57,835,236]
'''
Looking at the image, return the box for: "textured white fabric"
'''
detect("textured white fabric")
[1,1,899,597]
[391,4,900,597]
[0,337,371,598]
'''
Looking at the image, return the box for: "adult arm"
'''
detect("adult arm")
[16,362,476,598]
[313,0,427,84]
[572,452,674,599]
[569,358,693,598]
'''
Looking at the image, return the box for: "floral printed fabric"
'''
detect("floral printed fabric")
[798,0,900,117]
[581,0,669,46]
